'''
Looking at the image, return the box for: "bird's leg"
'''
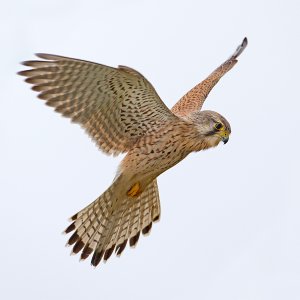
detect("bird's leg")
[127,182,141,198]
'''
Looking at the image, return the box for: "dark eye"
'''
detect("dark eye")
[214,122,223,130]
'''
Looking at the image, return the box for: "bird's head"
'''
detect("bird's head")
[187,110,231,148]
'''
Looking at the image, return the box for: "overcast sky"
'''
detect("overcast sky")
[1,0,300,299]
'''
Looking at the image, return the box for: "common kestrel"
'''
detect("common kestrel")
[19,37,247,267]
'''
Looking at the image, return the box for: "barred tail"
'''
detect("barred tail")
[64,178,161,267]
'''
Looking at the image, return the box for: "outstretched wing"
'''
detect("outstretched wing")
[19,54,177,155]
[171,37,248,117]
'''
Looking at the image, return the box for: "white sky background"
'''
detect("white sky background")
[1,0,300,299]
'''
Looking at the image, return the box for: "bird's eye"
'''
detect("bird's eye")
[214,123,223,130]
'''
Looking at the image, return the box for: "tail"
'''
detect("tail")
[64,178,161,267]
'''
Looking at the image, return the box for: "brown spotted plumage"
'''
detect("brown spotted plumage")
[172,37,247,116]
[19,38,247,267]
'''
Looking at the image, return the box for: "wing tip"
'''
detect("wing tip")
[115,239,128,257]
[232,37,248,59]
[35,53,55,60]
[91,250,104,267]
[19,60,35,67]
[129,232,140,248]
[80,246,94,261]
[142,222,152,236]
[17,69,27,76]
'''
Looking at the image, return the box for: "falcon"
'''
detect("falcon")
[19,37,247,267]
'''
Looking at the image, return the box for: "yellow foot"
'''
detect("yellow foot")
[127,182,141,198]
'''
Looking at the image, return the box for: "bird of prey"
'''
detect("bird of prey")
[19,37,247,267]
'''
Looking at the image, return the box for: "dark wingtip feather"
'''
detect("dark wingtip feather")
[72,239,85,254]
[80,246,93,260]
[64,222,76,234]
[129,232,140,248]
[115,240,127,257]
[37,92,49,100]
[153,214,160,223]
[67,232,79,246]
[69,213,78,221]
[104,245,116,261]
[142,223,152,236]
[25,77,45,84]
[25,77,33,84]
[21,60,43,67]
[17,70,30,76]
[32,85,43,92]
[232,37,248,59]
[35,53,54,60]
[91,250,104,267]
[20,61,32,66]
[35,53,66,61]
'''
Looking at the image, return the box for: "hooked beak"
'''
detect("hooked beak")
[222,136,229,144]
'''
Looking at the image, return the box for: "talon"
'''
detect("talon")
[127,182,141,197]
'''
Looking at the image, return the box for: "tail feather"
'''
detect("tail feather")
[76,189,115,259]
[128,182,155,245]
[113,201,133,256]
[128,193,143,247]
[65,178,118,257]
[64,178,161,267]
[114,179,159,254]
